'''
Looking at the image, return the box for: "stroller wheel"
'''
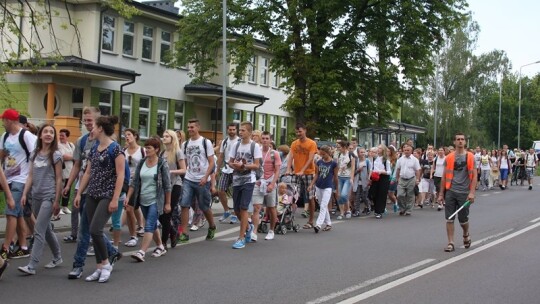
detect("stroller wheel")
[281,225,288,235]
[275,224,281,234]
[293,224,300,232]
[257,223,263,234]
[261,223,269,234]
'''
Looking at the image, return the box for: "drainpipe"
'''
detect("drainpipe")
[119,73,140,141]
[97,7,109,63]
[253,98,267,129]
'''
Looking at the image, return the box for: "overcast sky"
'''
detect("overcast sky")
[468,0,540,77]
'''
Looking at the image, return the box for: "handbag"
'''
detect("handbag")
[370,171,380,182]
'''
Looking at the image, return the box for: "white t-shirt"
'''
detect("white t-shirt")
[434,155,446,177]
[500,156,509,169]
[228,140,262,186]
[219,136,239,174]
[182,137,215,182]
[526,153,537,167]
[480,155,490,171]
[58,141,75,180]
[0,129,37,184]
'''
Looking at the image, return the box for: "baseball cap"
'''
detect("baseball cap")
[0,109,20,121]
[19,115,28,125]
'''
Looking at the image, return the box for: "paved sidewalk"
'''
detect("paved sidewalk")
[0,198,231,239]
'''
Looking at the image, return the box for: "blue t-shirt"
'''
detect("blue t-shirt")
[315,159,337,189]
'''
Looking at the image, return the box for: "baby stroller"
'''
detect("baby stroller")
[511,165,526,186]
[258,174,300,234]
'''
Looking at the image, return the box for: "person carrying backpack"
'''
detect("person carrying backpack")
[0,108,37,260]
[525,148,538,190]
[336,141,356,220]
[73,116,125,283]
[229,121,262,249]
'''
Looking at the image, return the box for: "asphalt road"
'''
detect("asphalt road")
[2,183,540,304]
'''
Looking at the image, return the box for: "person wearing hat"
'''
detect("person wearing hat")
[0,108,37,259]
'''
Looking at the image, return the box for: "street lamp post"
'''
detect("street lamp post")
[518,60,540,149]
[221,0,227,137]
[498,76,502,149]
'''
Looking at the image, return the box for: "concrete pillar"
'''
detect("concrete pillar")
[46,83,56,122]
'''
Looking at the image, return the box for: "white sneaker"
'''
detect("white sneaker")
[59,209,65,215]
[151,246,167,258]
[265,230,275,240]
[61,207,72,214]
[98,264,113,283]
[87,246,95,256]
[124,237,138,247]
[44,258,63,269]
[190,224,199,231]
[85,269,101,282]
[250,232,258,243]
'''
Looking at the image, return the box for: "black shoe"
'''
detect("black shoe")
[529,185,533,190]
[499,184,504,190]
[9,248,30,259]
[0,248,9,261]
[109,251,122,266]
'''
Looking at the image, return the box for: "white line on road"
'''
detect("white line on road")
[480,193,490,197]
[336,221,540,304]
[458,228,513,249]
[530,217,540,223]
[305,259,435,304]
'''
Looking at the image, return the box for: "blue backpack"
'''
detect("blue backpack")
[90,141,130,193]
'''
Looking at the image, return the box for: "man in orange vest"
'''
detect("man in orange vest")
[438,132,477,252]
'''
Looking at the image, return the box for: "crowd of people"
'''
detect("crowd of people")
[0,106,537,281]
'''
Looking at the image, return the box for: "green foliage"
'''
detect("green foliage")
[170,0,467,139]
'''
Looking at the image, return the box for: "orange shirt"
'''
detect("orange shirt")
[290,138,318,175]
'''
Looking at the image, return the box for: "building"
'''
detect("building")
[0,0,294,144]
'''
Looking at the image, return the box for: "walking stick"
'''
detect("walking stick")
[448,200,471,220]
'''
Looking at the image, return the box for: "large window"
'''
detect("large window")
[269,115,277,140]
[247,55,257,83]
[99,91,112,116]
[160,30,171,63]
[233,110,241,124]
[280,117,288,145]
[142,25,154,60]
[246,111,253,123]
[102,15,116,52]
[259,57,269,86]
[258,113,266,131]
[272,71,280,88]
[139,96,151,138]
[122,21,135,56]
[157,98,169,137]
[121,93,132,132]
[174,100,184,130]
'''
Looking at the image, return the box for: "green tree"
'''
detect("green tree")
[171,0,467,138]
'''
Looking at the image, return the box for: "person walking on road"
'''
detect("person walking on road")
[438,132,477,252]
[525,148,538,190]
[216,123,239,224]
[394,144,421,215]
[308,145,338,233]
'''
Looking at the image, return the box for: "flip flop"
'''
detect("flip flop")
[444,243,455,252]
[302,223,313,229]
[322,225,332,232]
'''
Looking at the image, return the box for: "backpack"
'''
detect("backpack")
[90,141,131,193]
[233,141,263,180]
[2,129,30,162]
[183,136,215,174]
[526,153,538,166]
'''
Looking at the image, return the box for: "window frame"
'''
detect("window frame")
[157,98,169,137]
[122,21,135,57]
[139,96,151,139]
[98,90,113,116]
[101,15,116,52]
[174,100,184,130]
[269,115,277,140]
[258,113,266,131]
[247,55,257,83]
[259,57,269,86]
[142,25,154,61]
[121,93,132,132]
[160,30,172,64]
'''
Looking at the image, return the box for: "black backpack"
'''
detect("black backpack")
[2,129,31,162]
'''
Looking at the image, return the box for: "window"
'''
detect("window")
[142,26,154,60]
[123,21,135,56]
[233,110,241,123]
[269,115,277,140]
[258,113,266,131]
[247,55,257,83]
[72,88,84,104]
[139,96,151,138]
[272,71,279,88]
[174,100,184,130]
[121,93,132,131]
[102,15,115,52]
[246,111,253,123]
[99,91,112,116]
[160,30,171,63]
[280,117,288,145]
[259,57,269,86]
[157,98,169,137]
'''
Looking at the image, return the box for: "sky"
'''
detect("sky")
[467,0,540,77]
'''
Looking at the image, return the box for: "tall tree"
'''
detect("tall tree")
[171,0,467,138]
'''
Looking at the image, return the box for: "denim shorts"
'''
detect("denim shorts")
[5,181,24,218]
[500,168,509,181]
[111,193,125,231]
[140,203,159,233]
[180,179,212,211]
[233,183,255,214]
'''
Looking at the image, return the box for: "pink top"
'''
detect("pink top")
[261,148,282,180]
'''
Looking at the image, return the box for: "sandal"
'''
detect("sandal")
[322,225,332,232]
[463,234,472,249]
[444,243,455,252]
[303,223,313,229]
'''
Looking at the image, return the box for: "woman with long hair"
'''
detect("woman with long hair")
[161,130,186,248]
[123,128,146,247]
[18,124,63,275]
[370,145,392,219]
[489,150,499,189]
[125,137,172,262]
[498,149,511,190]
[431,147,446,211]
[73,116,125,283]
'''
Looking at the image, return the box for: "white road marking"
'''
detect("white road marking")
[530,217,540,223]
[306,259,435,304]
[480,193,489,197]
[336,221,540,303]
[457,228,513,248]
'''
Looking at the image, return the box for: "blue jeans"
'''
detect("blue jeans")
[73,195,117,268]
[5,181,24,217]
[337,177,351,205]
[180,180,212,211]
[140,203,159,233]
